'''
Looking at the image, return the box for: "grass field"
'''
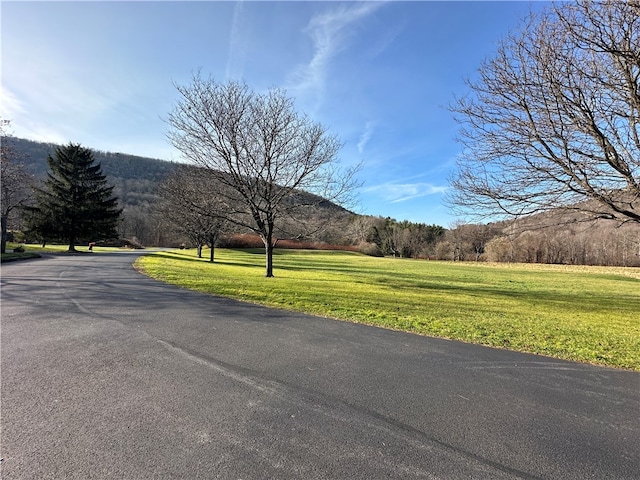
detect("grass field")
[136,248,640,370]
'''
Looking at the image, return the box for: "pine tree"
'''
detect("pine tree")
[25,143,122,252]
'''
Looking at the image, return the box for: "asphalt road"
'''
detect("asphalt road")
[1,251,638,479]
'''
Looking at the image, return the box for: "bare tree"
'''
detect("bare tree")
[167,75,359,276]
[448,1,640,225]
[455,223,499,262]
[158,165,230,262]
[1,120,32,254]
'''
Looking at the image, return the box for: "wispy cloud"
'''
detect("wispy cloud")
[3,43,162,152]
[365,18,404,60]
[7,68,131,141]
[225,0,247,80]
[3,72,103,145]
[287,2,384,110]
[0,85,26,120]
[357,121,376,154]
[365,181,448,203]
[18,123,70,146]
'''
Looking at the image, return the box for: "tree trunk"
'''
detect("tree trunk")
[209,234,215,263]
[197,243,203,258]
[1,215,7,254]
[263,237,274,277]
[68,237,77,252]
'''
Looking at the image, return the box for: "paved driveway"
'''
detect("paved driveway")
[1,252,638,479]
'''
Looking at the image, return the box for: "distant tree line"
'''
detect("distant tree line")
[342,216,445,259]
[484,220,640,267]
[4,136,639,266]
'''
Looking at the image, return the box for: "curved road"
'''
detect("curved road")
[1,252,638,479]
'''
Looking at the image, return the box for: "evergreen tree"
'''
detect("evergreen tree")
[25,143,122,251]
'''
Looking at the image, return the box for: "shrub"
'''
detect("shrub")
[356,241,382,256]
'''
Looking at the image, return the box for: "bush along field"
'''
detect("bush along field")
[135,248,640,370]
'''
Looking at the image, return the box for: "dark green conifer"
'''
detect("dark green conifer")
[25,143,122,251]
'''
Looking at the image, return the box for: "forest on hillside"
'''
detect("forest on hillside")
[5,137,640,266]
[8,137,177,207]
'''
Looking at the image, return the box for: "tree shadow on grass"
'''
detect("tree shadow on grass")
[147,251,262,270]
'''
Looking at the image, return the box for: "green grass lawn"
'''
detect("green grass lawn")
[136,248,640,370]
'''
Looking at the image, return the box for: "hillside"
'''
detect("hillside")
[6,137,357,247]
[6,137,178,208]
[485,208,640,266]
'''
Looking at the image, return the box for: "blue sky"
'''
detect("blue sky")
[2,1,545,226]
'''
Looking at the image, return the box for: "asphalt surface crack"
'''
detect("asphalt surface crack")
[156,338,542,480]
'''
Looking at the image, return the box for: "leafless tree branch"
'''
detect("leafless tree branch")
[167,75,359,276]
[448,0,640,225]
